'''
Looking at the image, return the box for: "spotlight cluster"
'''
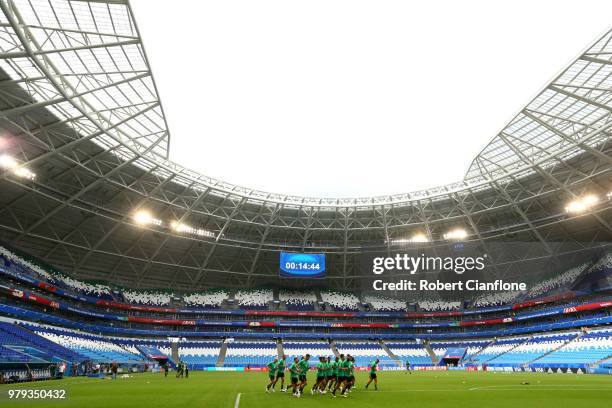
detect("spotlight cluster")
[565,194,601,214]
[0,154,36,180]
[442,228,468,241]
[390,233,431,244]
[132,210,162,226]
[408,233,430,243]
[390,228,469,244]
[170,221,215,238]
[132,210,216,238]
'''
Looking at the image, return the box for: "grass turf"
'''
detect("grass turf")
[0,370,611,408]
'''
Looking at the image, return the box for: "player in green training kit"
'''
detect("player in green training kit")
[289,357,300,397]
[323,356,332,392]
[331,354,347,397]
[341,355,355,396]
[296,354,310,396]
[327,356,338,391]
[265,357,278,392]
[365,358,380,390]
[311,356,326,394]
[274,355,287,392]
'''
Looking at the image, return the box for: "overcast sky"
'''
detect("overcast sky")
[130,0,612,198]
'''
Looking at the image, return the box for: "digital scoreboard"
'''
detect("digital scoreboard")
[280,252,326,278]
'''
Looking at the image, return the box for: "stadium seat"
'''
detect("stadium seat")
[365,295,407,311]
[234,289,273,310]
[385,342,433,366]
[279,290,317,311]
[224,340,278,367]
[320,291,360,311]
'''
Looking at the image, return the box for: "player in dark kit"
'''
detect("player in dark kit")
[365,358,379,390]
[274,355,287,392]
[176,361,184,378]
[265,357,278,392]
[162,362,168,377]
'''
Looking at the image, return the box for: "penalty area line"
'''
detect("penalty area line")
[234,393,241,408]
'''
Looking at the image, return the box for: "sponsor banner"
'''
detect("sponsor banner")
[565,301,612,313]
[406,311,463,318]
[247,321,275,327]
[462,305,513,315]
[330,323,396,329]
[380,366,403,371]
[413,366,448,371]
[514,309,560,321]
[487,366,515,372]
[513,292,575,310]
[246,310,357,318]
[205,367,245,372]
[460,318,512,327]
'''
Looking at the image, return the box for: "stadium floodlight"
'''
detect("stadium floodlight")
[12,167,36,180]
[409,233,430,243]
[565,195,599,214]
[443,228,468,241]
[132,210,162,226]
[389,233,430,244]
[0,154,17,169]
[171,221,215,238]
[0,154,36,179]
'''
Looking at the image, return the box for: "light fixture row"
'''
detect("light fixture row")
[132,191,612,243]
[389,229,469,244]
[132,210,216,238]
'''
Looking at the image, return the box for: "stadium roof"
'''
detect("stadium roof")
[0,0,611,289]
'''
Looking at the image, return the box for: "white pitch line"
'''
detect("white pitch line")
[469,384,612,391]
[234,393,241,408]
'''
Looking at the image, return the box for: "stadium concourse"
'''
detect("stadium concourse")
[0,0,611,407]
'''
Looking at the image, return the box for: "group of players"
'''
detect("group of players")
[175,361,189,378]
[265,354,379,398]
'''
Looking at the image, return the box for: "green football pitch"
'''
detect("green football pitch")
[1,370,611,408]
